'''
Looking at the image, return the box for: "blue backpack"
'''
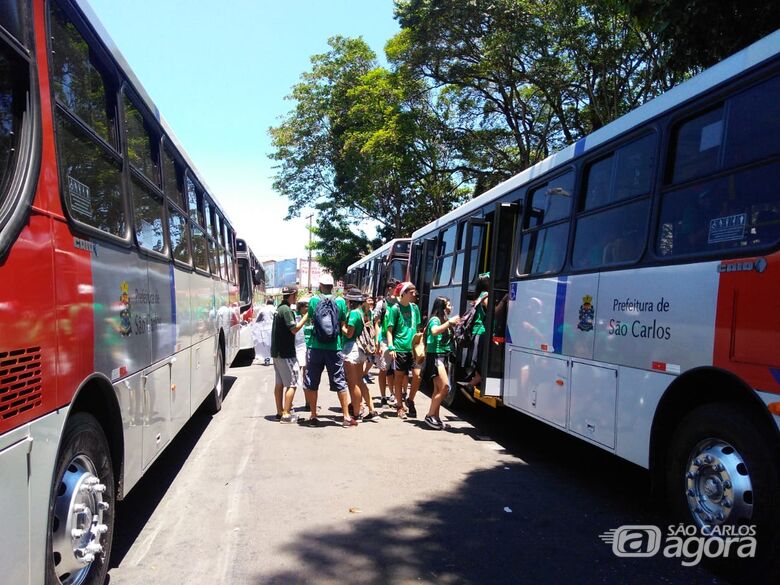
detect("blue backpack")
[313,297,339,343]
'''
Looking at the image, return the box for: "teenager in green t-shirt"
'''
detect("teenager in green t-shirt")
[423,296,460,430]
[342,289,379,422]
[386,282,422,419]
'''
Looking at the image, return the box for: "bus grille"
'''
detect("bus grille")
[0,347,43,421]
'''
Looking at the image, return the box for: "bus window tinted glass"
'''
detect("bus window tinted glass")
[191,226,209,271]
[671,107,724,184]
[518,223,568,275]
[439,224,456,256]
[124,96,159,184]
[614,134,655,200]
[389,258,406,282]
[168,208,190,263]
[162,148,182,206]
[657,162,780,256]
[434,254,452,286]
[725,75,780,169]
[573,200,649,270]
[132,177,165,253]
[0,2,29,45]
[57,117,125,236]
[451,251,464,285]
[528,171,574,225]
[0,51,22,207]
[584,155,613,211]
[185,175,203,225]
[50,3,115,146]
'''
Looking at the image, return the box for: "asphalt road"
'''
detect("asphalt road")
[104,352,765,585]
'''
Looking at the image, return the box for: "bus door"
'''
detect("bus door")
[481,201,520,397]
[416,237,437,320]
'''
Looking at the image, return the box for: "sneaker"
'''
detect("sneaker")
[342,417,358,428]
[405,399,417,418]
[380,397,388,407]
[396,408,407,420]
[387,395,397,406]
[264,358,270,366]
[363,375,374,384]
[280,413,298,424]
[301,417,320,427]
[436,416,448,430]
[424,415,443,430]
[303,403,311,412]
[361,411,380,421]
[274,413,282,421]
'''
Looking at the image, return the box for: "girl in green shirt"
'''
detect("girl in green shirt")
[423,296,460,430]
[342,289,379,423]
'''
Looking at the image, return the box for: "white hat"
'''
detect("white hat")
[319,273,334,286]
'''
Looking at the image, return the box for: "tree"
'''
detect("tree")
[269,36,467,273]
[390,0,685,183]
[622,0,780,74]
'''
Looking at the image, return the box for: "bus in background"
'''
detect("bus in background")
[0,1,240,583]
[410,31,780,540]
[346,238,410,298]
[235,238,266,354]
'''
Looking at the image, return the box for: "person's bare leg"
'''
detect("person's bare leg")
[283,386,296,415]
[274,383,284,416]
[304,389,318,419]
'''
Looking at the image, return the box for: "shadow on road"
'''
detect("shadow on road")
[252,399,776,585]
[110,375,237,569]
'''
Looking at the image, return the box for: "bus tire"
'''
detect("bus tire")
[206,349,225,414]
[666,403,780,536]
[46,412,115,585]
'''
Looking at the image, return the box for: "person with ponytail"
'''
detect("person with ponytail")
[423,296,460,430]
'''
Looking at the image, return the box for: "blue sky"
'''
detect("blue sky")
[87,0,400,261]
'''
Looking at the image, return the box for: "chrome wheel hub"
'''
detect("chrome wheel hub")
[51,455,109,585]
[685,439,753,528]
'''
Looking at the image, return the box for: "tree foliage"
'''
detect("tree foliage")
[622,0,780,74]
[269,37,466,275]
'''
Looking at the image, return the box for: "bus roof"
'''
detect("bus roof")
[411,28,780,241]
[74,0,234,227]
[346,238,411,273]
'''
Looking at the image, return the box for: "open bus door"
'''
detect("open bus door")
[479,201,520,401]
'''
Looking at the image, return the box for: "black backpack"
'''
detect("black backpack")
[451,302,478,348]
[313,297,339,343]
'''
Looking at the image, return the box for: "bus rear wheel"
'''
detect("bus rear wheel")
[206,349,225,414]
[46,412,115,585]
[666,403,780,536]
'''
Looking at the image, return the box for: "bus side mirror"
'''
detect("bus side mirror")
[252,269,263,286]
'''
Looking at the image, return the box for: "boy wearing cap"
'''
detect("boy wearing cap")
[271,286,308,423]
[386,281,422,419]
[302,273,349,426]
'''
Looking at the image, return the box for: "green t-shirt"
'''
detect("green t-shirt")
[387,302,421,352]
[307,294,348,351]
[303,321,314,348]
[425,317,451,354]
[343,308,364,343]
[473,303,486,336]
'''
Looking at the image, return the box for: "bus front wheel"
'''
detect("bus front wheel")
[46,412,115,585]
[206,349,225,414]
[666,403,779,536]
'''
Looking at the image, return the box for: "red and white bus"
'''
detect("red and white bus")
[235,237,266,353]
[346,237,411,298]
[0,1,241,583]
[409,31,780,537]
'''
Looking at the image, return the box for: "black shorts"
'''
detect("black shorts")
[393,351,415,374]
[425,353,448,380]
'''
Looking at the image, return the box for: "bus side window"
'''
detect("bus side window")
[433,224,457,286]
[50,2,126,239]
[517,171,573,276]
[572,134,655,270]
